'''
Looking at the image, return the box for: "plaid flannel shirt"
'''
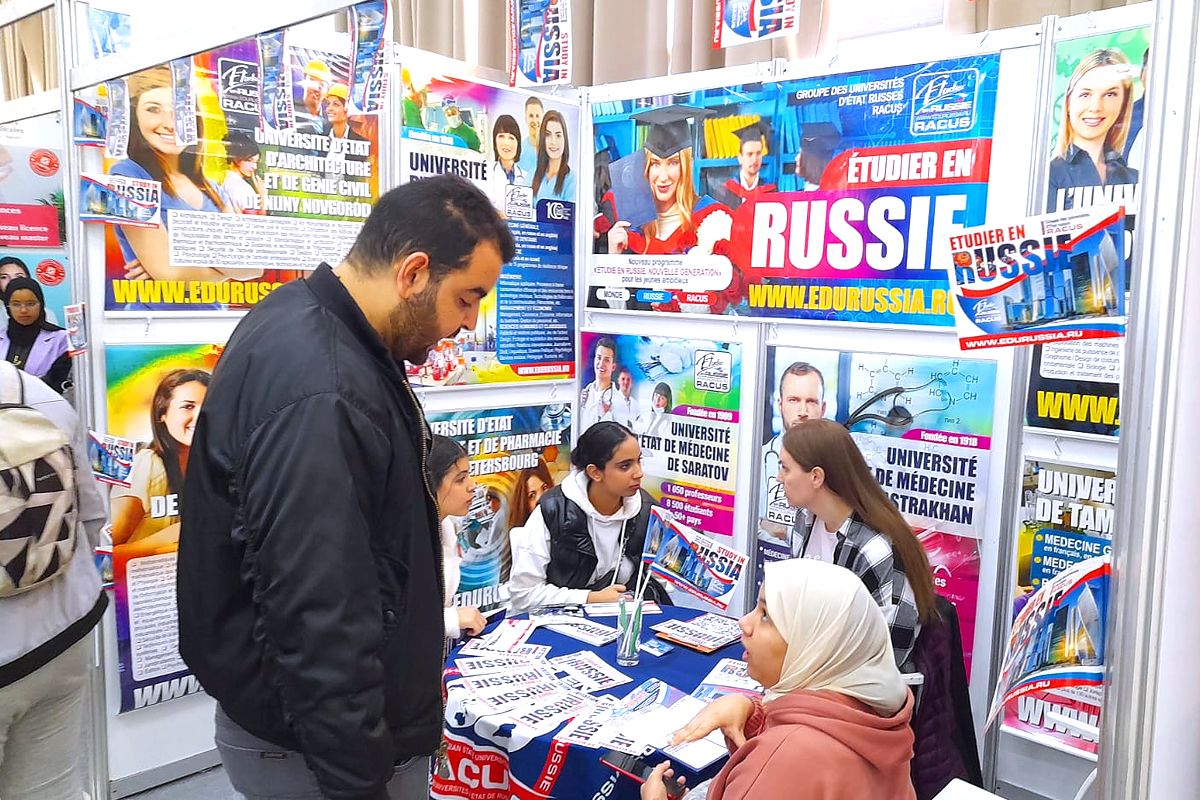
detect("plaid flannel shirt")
[791,511,922,669]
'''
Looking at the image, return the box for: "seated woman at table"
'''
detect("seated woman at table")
[428,435,487,639]
[642,559,916,800]
[777,418,937,669]
[509,421,667,611]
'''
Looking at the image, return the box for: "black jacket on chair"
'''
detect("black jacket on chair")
[177,264,443,800]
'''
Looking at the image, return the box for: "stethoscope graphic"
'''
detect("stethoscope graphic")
[844,377,952,432]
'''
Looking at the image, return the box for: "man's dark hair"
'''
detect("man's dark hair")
[779,361,825,397]
[525,95,544,110]
[594,337,617,357]
[347,174,515,277]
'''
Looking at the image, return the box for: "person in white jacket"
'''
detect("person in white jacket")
[427,435,487,640]
[0,364,107,799]
[510,421,666,612]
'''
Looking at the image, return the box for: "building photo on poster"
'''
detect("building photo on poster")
[588,54,1000,326]
[400,72,577,385]
[103,343,223,712]
[1027,25,1148,438]
[756,346,996,675]
[81,1,387,313]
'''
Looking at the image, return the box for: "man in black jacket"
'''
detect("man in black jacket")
[177,174,515,800]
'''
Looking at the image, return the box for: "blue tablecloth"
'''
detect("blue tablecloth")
[432,606,737,800]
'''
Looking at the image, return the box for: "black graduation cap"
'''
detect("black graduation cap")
[733,119,770,147]
[631,105,713,158]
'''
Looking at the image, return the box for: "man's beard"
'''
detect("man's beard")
[382,280,444,365]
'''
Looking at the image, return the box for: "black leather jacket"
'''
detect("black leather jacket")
[178,264,443,800]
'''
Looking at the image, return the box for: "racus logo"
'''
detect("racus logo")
[910,68,980,136]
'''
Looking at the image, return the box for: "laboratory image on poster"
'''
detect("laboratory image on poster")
[426,403,572,611]
[1,114,73,328]
[578,332,742,538]
[1015,460,1115,605]
[588,55,1001,326]
[87,1,387,313]
[1028,25,1148,438]
[105,343,224,712]
[757,346,996,668]
[400,73,577,385]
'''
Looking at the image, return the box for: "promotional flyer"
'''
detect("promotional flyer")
[89,3,386,312]
[1,113,73,327]
[947,206,1126,350]
[1016,460,1115,602]
[993,556,1110,757]
[1027,25,1148,437]
[426,403,572,611]
[104,343,223,712]
[578,332,742,538]
[400,74,577,385]
[642,507,748,610]
[713,0,801,48]
[588,55,1001,326]
[507,0,572,87]
[758,346,996,670]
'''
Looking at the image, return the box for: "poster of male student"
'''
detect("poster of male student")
[758,346,996,667]
[399,72,578,385]
[104,342,223,712]
[578,332,741,538]
[425,403,572,612]
[1028,25,1148,437]
[588,54,1001,328]
[89,2,386,313]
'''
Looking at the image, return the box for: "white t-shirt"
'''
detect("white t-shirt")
[803,517,844,564]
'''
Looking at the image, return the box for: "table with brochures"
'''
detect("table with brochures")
[432,606,756,800]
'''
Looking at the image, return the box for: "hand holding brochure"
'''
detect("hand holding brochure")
[643,508,747,610]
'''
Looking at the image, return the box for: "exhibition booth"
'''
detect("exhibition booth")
[1,1,1196,798]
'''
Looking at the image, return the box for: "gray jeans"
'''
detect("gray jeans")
[214,705,430,800]
[0,637,89,800]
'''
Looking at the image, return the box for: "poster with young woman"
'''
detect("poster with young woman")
[757,346,997,673]
[578,332,742,538]
[105,343,222,712]
[1026,26,1148,437]
[86,3,386,313]
[588,55,1001,327]
[425,403,572,612]
[399,73,577,385]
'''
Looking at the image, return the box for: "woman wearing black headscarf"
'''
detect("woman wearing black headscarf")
[0,276,71,393]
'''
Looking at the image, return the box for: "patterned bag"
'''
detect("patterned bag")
[0,362,78,596]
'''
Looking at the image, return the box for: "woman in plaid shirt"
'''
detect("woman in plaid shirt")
[778,419,937,669]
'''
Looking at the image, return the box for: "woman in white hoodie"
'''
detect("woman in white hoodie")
[510,422,666,612]
[427,435,487,639]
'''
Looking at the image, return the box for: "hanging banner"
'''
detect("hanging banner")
[426,404,572,612]
[1027,25,1148,437]
[588,55,1000,326]
[757,346,996,670]
[713,0,801,49]
[104,343,223,712]
[90,2,387,312]
[348,0,389,114]
[400,75,577,384]
[507,0,572,87]
[578,332,742,538]
[946,205,1126,350]
[991,556,1110,757]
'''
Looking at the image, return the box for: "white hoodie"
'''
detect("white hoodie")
[508,470,642,612]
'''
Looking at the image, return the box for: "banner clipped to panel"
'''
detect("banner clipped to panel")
[713,0,801,49]
[81,2,387,313]
[104,343,223,712]
[1026,25,1148,437]
[400,75,577,385]
[0,114,74,327]
[757,346,996,675]
[426,404,573,612]
[589,55,1000,326]
[507,0,571,87]
[578,333,741,538]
